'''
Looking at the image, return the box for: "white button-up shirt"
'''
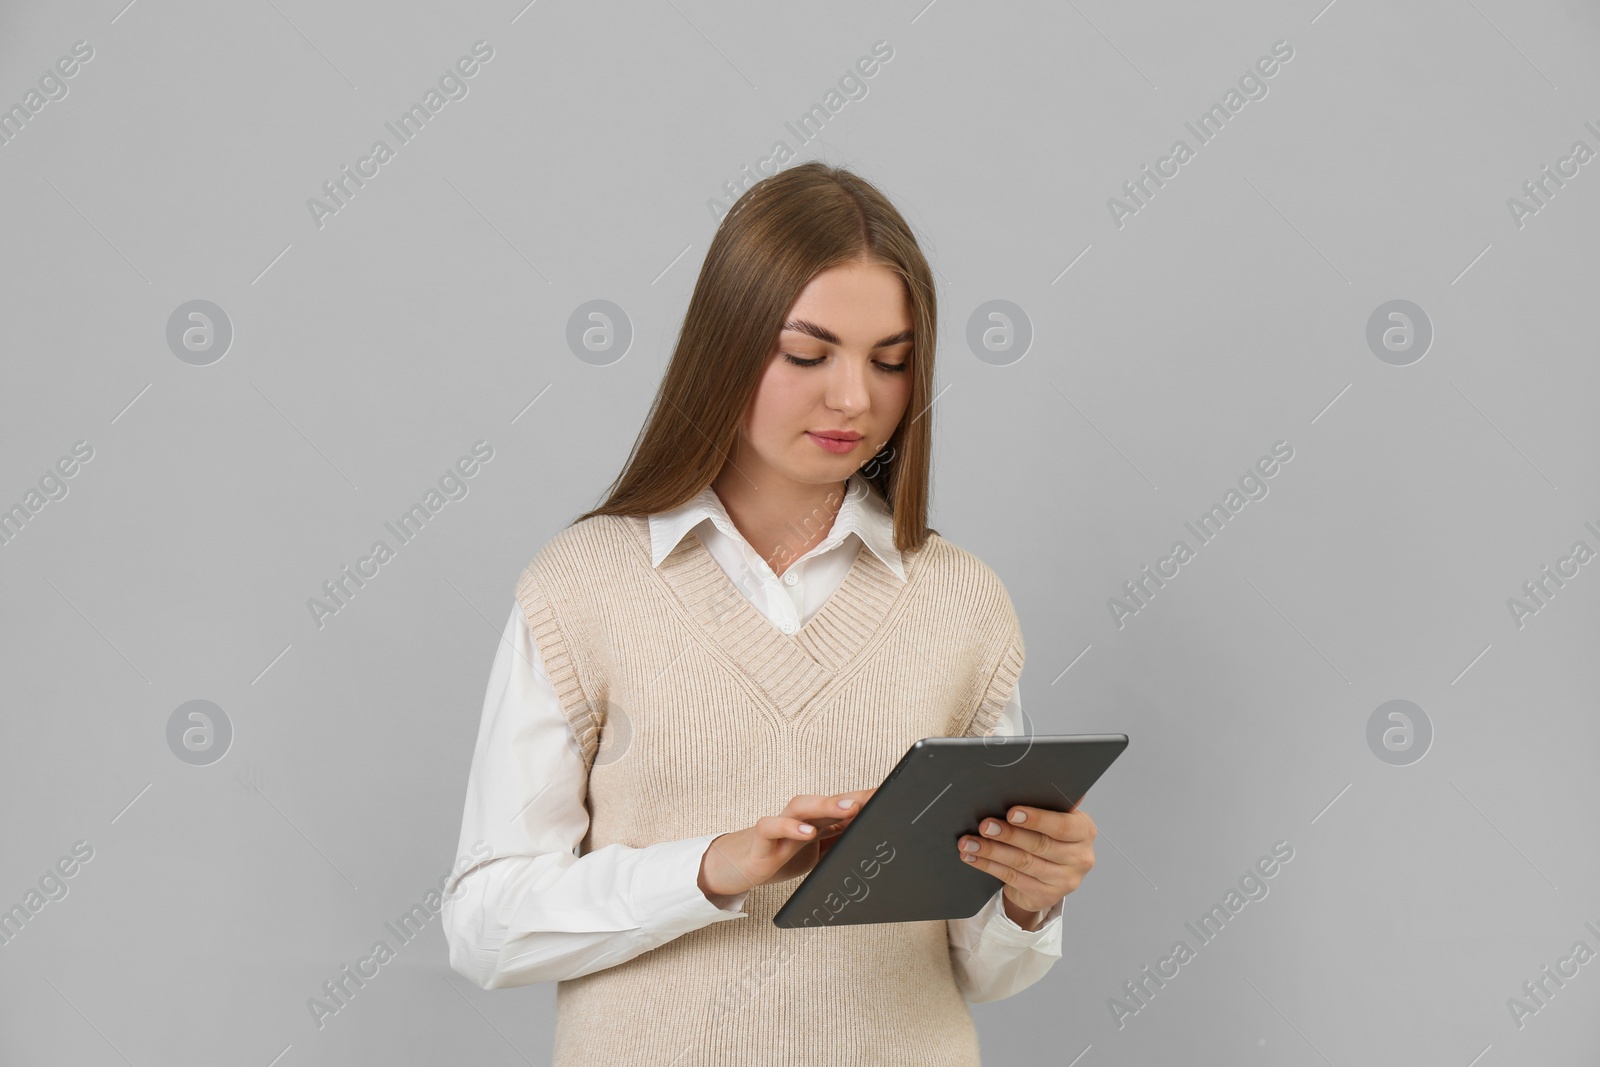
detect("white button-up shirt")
[443,473,1064,1001]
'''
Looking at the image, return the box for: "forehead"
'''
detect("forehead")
[782,262,911,342]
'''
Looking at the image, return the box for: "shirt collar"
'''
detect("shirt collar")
[648,472,905,581]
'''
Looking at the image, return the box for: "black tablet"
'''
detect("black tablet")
[772,733,1129,928]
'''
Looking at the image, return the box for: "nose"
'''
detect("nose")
[823,355,871,417]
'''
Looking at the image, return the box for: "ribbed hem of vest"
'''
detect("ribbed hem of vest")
[515,562,601,769]
[968,635,1024,738]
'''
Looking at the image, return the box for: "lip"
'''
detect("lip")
[807,431,862,455]
[808,430,863,442]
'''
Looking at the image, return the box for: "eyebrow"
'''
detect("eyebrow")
[782,319,913,350]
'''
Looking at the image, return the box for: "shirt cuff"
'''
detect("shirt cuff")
[632,833,751,941]
[986,891,1065,944]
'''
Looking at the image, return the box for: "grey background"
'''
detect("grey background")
[3,0,1598,1064]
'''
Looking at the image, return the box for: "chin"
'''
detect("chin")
[791,461,854,482]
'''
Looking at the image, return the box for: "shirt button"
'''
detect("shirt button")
[784,572,798,586]
[781,621,796,635]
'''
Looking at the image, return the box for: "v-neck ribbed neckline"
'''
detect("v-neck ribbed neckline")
[620,514,922,717]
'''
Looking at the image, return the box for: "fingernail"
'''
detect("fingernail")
[984,822,1001,835]
[839,799,854,809]
[962,840,979,852]
[800,824,814,834]
[1010,810,1027,823]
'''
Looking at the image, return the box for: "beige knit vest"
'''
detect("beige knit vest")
[514,511,1025,1067]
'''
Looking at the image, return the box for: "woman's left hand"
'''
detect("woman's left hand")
[957,805,1097,928]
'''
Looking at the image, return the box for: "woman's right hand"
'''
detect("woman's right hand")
[698,788,879,901]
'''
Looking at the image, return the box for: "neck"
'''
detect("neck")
[710,468,851,577]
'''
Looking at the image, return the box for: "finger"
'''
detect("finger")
[828,788,876,814]
[1004,805,1095,844]
[959,831,1082,888]
[818,811,872,848]
[961,847,1061,901]
[784,790,875,822]
[966,815,1057,864]
[819,799,869,838]
[976,810,1092,859]
[818,813,859,837]
[759,814,818,843]
[819,790,876,832]
[959,834,1074,881]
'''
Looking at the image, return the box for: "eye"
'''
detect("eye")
[782,353,909,373]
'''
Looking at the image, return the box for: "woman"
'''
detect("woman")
[442,162,1097,1066]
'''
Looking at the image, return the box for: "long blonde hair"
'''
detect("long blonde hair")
[575,162,940,553]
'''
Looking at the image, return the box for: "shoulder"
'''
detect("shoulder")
[516,513,646,593]
[914,530,1011,587]
[911,531,1020,621]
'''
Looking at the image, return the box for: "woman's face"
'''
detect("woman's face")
[737,259,915,489]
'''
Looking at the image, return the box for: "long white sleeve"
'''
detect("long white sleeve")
[441,603,751,991]
[945,685,1066,1003]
